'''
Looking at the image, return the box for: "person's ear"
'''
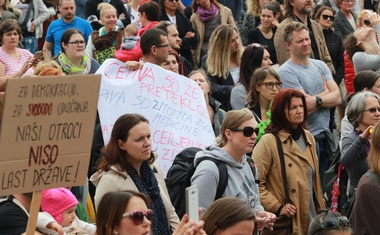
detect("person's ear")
[118,139,125,150]
[225,128,233,140]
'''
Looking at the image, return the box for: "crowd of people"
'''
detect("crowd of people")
[2,0,380,234]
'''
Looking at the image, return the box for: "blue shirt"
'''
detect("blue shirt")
[46,17,93,57]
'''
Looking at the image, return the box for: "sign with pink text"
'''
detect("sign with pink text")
[0,75,101,195]
[96,60,215,174]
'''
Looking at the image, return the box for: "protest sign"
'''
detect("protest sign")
[0,75,100,195]
[97,59,215,174]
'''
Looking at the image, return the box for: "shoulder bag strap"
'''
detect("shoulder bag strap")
[21,0,34,25]
[273,133,291,203]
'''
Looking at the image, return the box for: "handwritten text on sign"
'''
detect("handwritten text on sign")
[97,60,215,174]
[0,75,100,195]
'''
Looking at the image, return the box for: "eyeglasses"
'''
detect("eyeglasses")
[342,0,355,2]
[156,44,170,48]
[67,40,85,46]
[122,209,153,225]
[230,126,259,137]
[322,14,335,21]
[363,107,380,113]
[312,216,350,235]
[364,19,371,26]
[260,82,282,89]
[168,0,179,2]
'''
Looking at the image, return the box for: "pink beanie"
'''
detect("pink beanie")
[40,188,78,224]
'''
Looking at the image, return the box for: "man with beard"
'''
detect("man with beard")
[43,0,93,59]
[274,0,334,72]
[155,20,193,76]
[277,22,341,190]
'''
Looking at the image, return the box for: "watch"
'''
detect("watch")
[316,96,322,107]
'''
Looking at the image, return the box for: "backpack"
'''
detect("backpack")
[323,147,349,213]
[166,146,257,218]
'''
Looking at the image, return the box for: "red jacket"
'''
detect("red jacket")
[344,50,356,95]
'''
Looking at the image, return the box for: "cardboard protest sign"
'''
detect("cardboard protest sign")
[97,59,215,174]
[0,75,100,195]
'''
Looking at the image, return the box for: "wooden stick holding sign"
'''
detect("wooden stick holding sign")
[25,191,42,235]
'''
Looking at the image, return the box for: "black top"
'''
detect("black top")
[247,27,278,64]
[0,196,29,235]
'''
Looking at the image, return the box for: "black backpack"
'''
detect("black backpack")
[166,146,257,218]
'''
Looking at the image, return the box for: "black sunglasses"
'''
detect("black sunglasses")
[122,209,153,225]
[230,126,259,137]
[168,0,179,2]
[363,107,380,113]
[364,19,371,26]
[312,216,350,234]
[322,14,335,21]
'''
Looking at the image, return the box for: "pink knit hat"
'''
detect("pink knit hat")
[40,188,78,224]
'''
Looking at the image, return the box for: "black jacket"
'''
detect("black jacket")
[323,28,344,85]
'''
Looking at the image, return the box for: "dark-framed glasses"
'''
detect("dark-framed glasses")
[322,14,335,21]
[312,216,350,235]
[260,81,282,89]
[122,209,153,225]
[363,107,380,113]
[168,0,179,2]
[230,126,259,137]
[67,40,85,46]
[155,44,170,48]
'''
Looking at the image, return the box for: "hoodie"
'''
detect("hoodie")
[191,145,264,213]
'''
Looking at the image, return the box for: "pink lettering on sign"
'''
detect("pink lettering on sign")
[103,63,156,83]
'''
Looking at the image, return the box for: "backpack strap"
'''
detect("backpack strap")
[200,157,228,201]
[246,157,259,184]
[20,1,34,26]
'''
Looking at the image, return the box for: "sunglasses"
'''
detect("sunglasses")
[168,0,179,2]
[230,126,259,137]
[322,14,335,21]
[364,19,371,26]
[122,209,153,225]
[363,107,380,113]
[312,216,350,234]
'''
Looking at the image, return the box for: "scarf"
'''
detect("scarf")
[197,3,217,22]
[290,125,303,140]
[58,52,91,75]
[129,161,172,235]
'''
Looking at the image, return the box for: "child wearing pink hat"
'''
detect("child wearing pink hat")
[37,187,96,235]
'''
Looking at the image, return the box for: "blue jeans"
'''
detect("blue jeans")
[23,36,37,54]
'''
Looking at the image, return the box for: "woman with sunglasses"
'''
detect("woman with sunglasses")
[339,91,380,198]
[57,29,99,75]
[343,12,380,74]
[246,67,280,141]
[191,108,276,232]
[91,114,179,235]
[96,190,206,235]
[352,122,380,234]
[331,0,357,40]
[230,44,273,111]
[307,210,352,235]
[252,89,326,235]
[314,6,345,132]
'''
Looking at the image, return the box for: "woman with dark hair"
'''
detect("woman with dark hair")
[138,1,160,36]
[188,69,226,136]
[253,89,326,235]
[190,0,235,68]
[161,48,179,73]
[158,0,197,65]
[230,43,272,110]
[343,12,380,73]
[352,122,380,234]
[57,28,99,75]
[0,19,36,91]
[247,1,282,64]
[201,197,256,235]
[90,114,179,235]
[307,210,352,235]
[97,190,206,235]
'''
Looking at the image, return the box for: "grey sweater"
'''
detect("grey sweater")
[191,145,264,213]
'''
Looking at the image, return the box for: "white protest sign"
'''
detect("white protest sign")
[0,75,101,195]
[97,59,215,174]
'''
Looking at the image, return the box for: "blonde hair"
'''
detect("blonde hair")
[357,9,373,27]
[33,60,62,75]
[368,123,380,176]
[246,0,261,17]
[98,3,116,18]
[216,108,255,147]
[206,25,243,79]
